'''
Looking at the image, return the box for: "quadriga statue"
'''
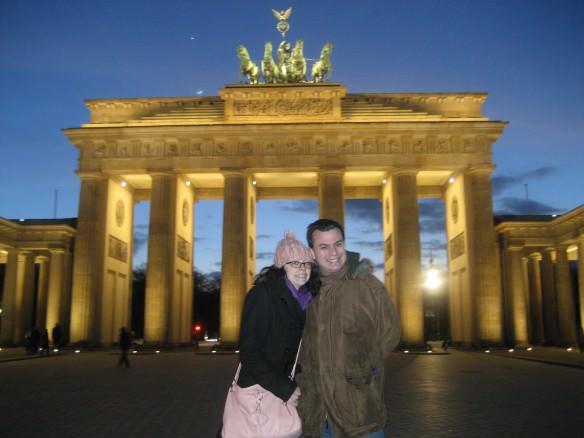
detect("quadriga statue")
[236,44,260,84]
[311,42,333,83]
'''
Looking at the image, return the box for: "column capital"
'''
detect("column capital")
[75,171,106,181]
[466,164,496,176]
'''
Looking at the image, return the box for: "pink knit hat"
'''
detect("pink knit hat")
[274,231,314,268]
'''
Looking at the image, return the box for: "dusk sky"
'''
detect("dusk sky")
[1,1,583,277]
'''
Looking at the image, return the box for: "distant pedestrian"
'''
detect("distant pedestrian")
[52,323,63,349]
[117,327,131,368]
[40,328,50,356]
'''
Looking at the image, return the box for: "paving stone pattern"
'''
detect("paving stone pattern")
[1,347,583,437]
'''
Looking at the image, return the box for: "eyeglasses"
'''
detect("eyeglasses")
[286,261,313,269]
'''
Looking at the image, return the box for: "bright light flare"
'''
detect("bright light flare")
[424,268,442,290]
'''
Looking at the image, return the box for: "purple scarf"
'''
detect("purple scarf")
[285,277,313,310]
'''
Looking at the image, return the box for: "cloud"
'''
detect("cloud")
[492,166,556,196]
[351,240,383,251]
[281,200,318,214]
[494,197,561,215]
[346,199,382,225]
[133,231,148,255]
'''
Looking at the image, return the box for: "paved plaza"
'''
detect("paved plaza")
[1,344,583,438]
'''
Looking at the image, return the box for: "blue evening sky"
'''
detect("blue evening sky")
[1,0,583,276]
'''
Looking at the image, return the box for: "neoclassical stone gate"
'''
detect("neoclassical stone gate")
[62,82,508,347]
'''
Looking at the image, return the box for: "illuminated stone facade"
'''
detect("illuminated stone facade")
[58,82,508,347]
[6,83,581,349]
[0,218,75,346]
[495,206,584,347]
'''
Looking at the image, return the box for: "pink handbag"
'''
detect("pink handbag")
[221,341,302,438]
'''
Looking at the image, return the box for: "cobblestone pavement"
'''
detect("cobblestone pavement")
[1,344,583,437]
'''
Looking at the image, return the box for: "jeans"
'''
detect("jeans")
[322,418,385,438]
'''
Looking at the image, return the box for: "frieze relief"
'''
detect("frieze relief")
[84,134,478,160]
[233,98,332,117]
[177,235,191,262]
[108,235,128,263]
[450,232,466,260]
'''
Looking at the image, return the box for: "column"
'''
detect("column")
[541,249,559,344]
[578,238,584,336]
[46,249,73,340]
[0,249,19,346]
[70,174,107,344]
[220,171,254,344]
[555,246,578,346]
[464,167,503,345]
[318,168,345,227]
[144,173,177,344]
[19,251,37,339]
[35,255,50,330]
[503,245,528,346]
[390,171,423,346]
[527,254,544,344]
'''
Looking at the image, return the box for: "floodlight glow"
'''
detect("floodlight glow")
[508,349,514,353]
[424,268,442,290]
[382,178,387,184]
[75,350,81,354]
[449,177,455,183]
[485,349,491,353]
[252,180,257,185]
[121,181,127,187]
[186,180,191,186]
[155,350,161,354]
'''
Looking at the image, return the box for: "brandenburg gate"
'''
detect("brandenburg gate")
[62,81,507,347]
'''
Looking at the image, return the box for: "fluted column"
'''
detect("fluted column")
[503,245,529,346]
[527,254,544,344]
[220,171,254,343]
[555,246,577,346]
[46,249,72,339]
[145,173,177,344]
[578,237,584,336]
[0,249,19,346]
[35,256,50,330]
[541,249,559,344]
[390,171,423,346]
[318,168,345,227]
[20,251,37,340]
[464,167,503,345]
[70,174,107,344]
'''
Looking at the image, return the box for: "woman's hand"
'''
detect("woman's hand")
[288,387,301,406]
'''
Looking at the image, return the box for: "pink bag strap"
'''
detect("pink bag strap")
[233,337,303,384]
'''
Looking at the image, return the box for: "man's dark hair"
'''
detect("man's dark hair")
[306,218,345,248]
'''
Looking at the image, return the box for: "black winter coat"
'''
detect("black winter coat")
[237,278,306,402]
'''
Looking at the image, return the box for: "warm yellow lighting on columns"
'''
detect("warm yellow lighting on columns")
[145,173,176,345]
[465,166,503,345]
[19,251,36,342]
[70,174,107,344]
[318,168,345,227]
[541,249,559,344]
[555,246,578,346]
[220,171,254,344]
[503,245,528,346]
[45,249,71,336]
[35,256,50,330]
[577,238,584,337]
[388,170,424,347]
[527,254,544,344]
[0,249,19,346]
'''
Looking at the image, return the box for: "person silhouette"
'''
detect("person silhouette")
[117,327,131,368]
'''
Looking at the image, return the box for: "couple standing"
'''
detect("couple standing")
[234,218,401,438]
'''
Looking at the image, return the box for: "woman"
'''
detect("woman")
[237,231,318,406]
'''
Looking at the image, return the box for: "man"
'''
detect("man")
[297,219,401,438]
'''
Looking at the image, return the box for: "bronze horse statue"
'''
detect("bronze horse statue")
[262,41,281,84]
[311,42,333,83]
[237,44,260,84]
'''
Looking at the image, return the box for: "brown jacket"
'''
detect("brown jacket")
[297,253,401,437]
